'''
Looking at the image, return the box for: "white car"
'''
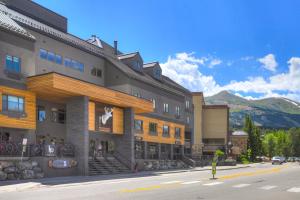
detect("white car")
[271,156,285,165]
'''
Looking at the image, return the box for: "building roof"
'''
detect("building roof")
[0,4,35,40]
[0,3,192,97]
[118,52,139,60]
[231,130,248,136]
[203,105,229,109]
[143,62,158,68]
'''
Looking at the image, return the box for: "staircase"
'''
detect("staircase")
[88,156,131,176]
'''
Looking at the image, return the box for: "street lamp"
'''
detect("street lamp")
[227,141,233,158]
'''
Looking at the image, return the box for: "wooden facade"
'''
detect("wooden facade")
[27,73,153,114]
[0,86,36,130]
[134,115,185,145]
[112,107,124,134]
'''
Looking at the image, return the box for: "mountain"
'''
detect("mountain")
[205,91,300,129]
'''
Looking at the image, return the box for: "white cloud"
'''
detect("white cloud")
[160,53,221,95]
[257,54,278,72]
[160,52,300,102]
[208,58,222,68]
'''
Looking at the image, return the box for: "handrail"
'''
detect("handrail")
[113,150,132,169]
[181,155,196,168]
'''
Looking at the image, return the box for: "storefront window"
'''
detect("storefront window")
[51,108,66,124]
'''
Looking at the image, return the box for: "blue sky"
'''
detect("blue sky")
[34,0,300,102]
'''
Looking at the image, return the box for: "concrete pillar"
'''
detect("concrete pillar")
[144,141,148,159]
[170,144,174,160]
[181,145,185,156]
[66,96,89,176]
[115,108,135,170]
[158,143,161,160]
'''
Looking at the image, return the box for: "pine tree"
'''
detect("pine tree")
[243,115,259,162]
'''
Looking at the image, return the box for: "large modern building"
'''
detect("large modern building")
[0,0,228,178]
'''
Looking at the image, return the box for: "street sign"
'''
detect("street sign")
[22,138,28,145]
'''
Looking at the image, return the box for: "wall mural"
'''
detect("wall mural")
[96,104,113,132]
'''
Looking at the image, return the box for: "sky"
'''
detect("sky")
[34,0,300,102]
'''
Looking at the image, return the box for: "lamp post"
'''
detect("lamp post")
[227,141,233,158]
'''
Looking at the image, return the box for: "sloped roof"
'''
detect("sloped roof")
[143,62,158,68]
[232,130,248,136]
[0,4,35,40]
[118,52,140,60]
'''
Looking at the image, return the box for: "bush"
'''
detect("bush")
[215,149,225,157]
[237,154,250,164]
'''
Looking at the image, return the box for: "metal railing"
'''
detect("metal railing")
[0,142,75,157]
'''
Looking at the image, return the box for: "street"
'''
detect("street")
[0,163,299,200]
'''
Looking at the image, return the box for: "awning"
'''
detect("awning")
[27,73,153,114]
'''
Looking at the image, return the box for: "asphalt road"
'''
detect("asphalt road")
[1,162,299,200]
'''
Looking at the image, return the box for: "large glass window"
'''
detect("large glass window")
[162,125,170,137]
[149,122,157,135]
[2,94,24,112]
[163,103,169,113]
[175,127,181,139]
[175,106,180,116]
[5,55,21,73]
[37,106,46,122]
[134,120,143,132]
[185,100,190,109]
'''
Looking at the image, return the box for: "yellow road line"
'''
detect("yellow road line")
[219,166,287,180]
[120,183,181,193]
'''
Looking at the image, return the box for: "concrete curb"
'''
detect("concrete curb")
[153,165,251,175]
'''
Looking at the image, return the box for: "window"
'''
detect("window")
[5,55,21,73]
[39,49,47,59]
[151,98,156,109]
[154,67,161,79]
[163,103,169,113]
[37,106,46,122]
[162,125,170,137]
[175,106,180,116]
[40,49,62,65]
[64,57,84,72]
[134,92,141,98]
[175,127,181,139]
[55,54,62,64]
[187,116,190,124]
[51,109,66,124]
[185,100,190,109]
[134,120,143,132]
[2,94,24,112]
[47,51,55,62]
[91,67,102,78]
[149,122,157,135]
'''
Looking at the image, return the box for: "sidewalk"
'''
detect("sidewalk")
[0,163,253,192]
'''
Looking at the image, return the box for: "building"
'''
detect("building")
[229,130,248,156]
[0,0,195,177]
[0,0,229,178]
[193,92,229,156]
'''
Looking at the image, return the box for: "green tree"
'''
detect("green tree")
[289,128,300,156]
[244,115,259,161]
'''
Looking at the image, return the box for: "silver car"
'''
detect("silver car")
[272,156,285,165]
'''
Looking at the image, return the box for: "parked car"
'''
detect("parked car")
[272,156,285,165]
